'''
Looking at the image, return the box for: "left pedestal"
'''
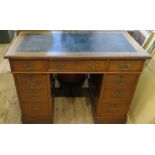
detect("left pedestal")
[13,73,53,124]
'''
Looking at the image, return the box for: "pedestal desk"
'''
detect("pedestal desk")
[5,31,150,124]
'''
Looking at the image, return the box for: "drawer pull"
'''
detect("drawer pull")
[27,80,38,86]
[89,64,98,69]
[114,79,125,86]
[56,63,64,69]
[24,62,33,70]
[109,107,118,112]
[120,62,130,71]
[112,91,121,97]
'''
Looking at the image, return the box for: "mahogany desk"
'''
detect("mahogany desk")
[5,31,150,124]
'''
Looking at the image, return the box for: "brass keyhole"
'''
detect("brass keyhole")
[89,64,98,69]
[56,63,64,69]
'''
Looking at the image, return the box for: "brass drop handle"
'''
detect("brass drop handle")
[112,91,121,97]
[56,63,64,69]
[109,107,118,112]
[114,79,125,86]
[27,79,37,86]
[89,64,98,69]
[24,62,33,70]
[120,62,130,71]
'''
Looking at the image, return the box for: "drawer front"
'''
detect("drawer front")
[48,60,106,72]
[16,74,48,89]
[22,116,53,124]
[102,89,132,103]
[104,74,138,89]
[22,102,50,115]
[98,102,129,116]
[108,60,144,72]
[11,60,46,72]
[95,116,127,124]
[19,89,49,102]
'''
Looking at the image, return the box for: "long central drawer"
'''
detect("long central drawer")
[48,60,107,72]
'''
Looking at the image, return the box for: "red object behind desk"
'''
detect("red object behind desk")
[57,74,86,84]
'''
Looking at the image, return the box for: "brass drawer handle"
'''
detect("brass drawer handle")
[24,62,33,70]
[27,80,38,86]
[120,62,130,71]
[89,64,98,69]
[56,63,64,69]
[109,107,118,112]
[112,91,121,97]
[114,79,125,86]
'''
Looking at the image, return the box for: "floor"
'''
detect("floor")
[0,36,94,124]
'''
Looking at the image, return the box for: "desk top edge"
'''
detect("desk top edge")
[5,31,150,59]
